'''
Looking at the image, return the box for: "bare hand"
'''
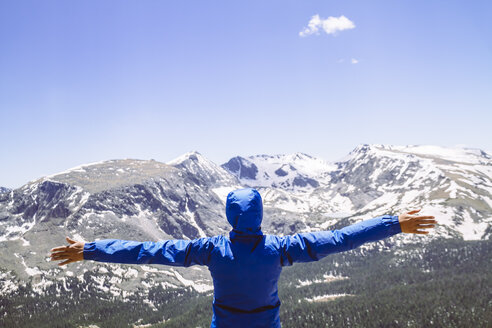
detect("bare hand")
[50,237,85,266]
[398,209,436,234]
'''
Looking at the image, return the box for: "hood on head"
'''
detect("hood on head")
[226,188,263,234]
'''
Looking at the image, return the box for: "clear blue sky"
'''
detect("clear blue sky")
[1,1,491,188]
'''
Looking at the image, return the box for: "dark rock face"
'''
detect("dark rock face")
[480,150,491,159]
[221,157,258,180]
[0,180,79,240]
[17,181,76,219]
[72,178,216,239]
[221,157,242,175]
[292,176,319,188]
[85,191,138,217]
[274,168,288,177]
[0,187,10,194]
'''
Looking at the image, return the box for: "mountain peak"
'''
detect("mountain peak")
[287,152,314,161]
[166,151,208,166]
[168,151,237,187]
[221,156,258,180]
[350,143,381,154]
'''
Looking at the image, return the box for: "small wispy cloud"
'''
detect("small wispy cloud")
[337,58,360,64]
[299,15,355,37]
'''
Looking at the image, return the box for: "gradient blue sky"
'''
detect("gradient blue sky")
[1,1,491,188]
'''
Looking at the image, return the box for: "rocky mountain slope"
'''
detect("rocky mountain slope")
[0,144,490,311]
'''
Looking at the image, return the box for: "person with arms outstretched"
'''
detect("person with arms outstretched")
[51,188,436,328]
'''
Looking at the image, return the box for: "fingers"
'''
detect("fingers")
[51,246,68,252]
[415,216,435,220]
[416,219,437,225]
[51,237,81,253]
[417,223,436,227]
[50,248,78,259]
[409,215,435,223]
[407,224,436,234]
[51,249,74,255]
[400,210,438,235]
[417,223,436,228]
[51,250,71,257]
[412,221,436,230]
[50,251,71,260]
[413,222,435,227]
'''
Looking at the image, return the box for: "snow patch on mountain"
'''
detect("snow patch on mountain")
[305,293,354,302]
[45,160,109,179]
[389,145,491,164]
[170,268,213,293]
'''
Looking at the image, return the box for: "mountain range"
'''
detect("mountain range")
[0,144,490,327]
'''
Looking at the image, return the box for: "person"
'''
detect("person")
[51,187,436,328]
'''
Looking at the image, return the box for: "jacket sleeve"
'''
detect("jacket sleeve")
[279,215,401,266]
[83,237,214,267]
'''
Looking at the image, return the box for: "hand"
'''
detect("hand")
[398,209,436,234]
[50,237,85,266]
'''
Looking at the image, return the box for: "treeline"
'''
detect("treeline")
[0,275,204,328]
[1,238,491,327]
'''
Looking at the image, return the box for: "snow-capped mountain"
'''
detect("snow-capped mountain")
[167,151,238,189]
[0,144,490,303]
[221,144,492,241]
[0,158,232,244]
[222,153,336,190]
[0,156,238,297]
[0,187,10,194]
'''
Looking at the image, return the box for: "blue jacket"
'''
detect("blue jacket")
[83,188,402,327]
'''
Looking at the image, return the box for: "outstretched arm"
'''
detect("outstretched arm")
[279,210,436,266]
[51,236,214,267]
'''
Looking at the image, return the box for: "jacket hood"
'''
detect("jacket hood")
[226,188,263,235]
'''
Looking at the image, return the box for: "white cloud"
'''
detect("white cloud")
[299,15,355,37]
[337,58,360,64]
